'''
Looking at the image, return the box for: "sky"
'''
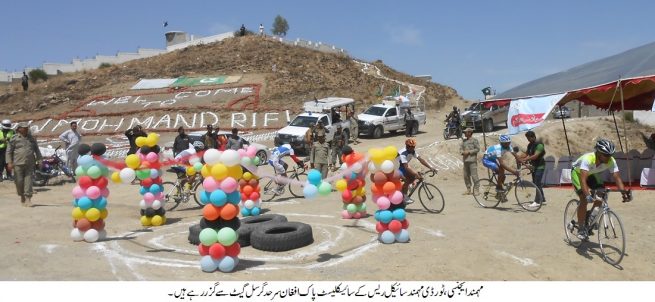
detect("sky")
[2,0,655,101]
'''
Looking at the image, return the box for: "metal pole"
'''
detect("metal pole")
[618,80,632,187]
[611,111,624,151]
[559,104,572,161]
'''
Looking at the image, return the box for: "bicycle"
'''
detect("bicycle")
[405,170,445,213]
[564,188,629,265]
[261,158,309,202]
[162,166,204,211]
[473,164,542,211]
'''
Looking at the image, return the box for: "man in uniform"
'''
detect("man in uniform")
[330,125,347,171]
[310,133,330,179]
[6,122,42,207]
[0,119,15,181]
[460,128,480,195]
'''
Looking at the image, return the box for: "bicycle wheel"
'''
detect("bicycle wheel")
[473,178,500,208]
[162,181,182,211]
[261,178,279,202]
[514,180,542,212]
[597,210,626,265]
[192,179,205,207]
[418,183,445,213]
[563,199,583,247]
[288,172,307,198]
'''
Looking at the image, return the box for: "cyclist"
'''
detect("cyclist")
[482,134,521,193]
[571,139,631,240]
[172,141,204,189]
[398,138,437,204]
[268,143,306,194]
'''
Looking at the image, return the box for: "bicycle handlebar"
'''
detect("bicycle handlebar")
[419,170,437,177]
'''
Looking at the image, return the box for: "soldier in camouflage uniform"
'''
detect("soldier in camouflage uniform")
[6,123,42,207]
[460,127,480,195]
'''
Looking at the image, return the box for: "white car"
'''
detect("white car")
[163,130,270,164]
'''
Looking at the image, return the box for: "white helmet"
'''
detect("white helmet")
[1,119,11,129]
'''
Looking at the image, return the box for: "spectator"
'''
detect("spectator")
[21,72,29,92]
[312,120,329,142]
[520,130,547,204]
[240,24,246,36]
[460,128,480,195]
[125,125,147,155]
[310,133,330,178]
[173,127,190,157]
[330,124,346,171]
[404,108,415,137]
[259,23,264,36]
[5,122,42,207]
[347,110,359,144]
[226,128,249,151]
[201,124,218,150]
[215,128,227,151]
[0,119,15,181]
[59,121,82,172]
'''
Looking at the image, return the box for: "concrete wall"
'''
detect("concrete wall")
[634,111,655,127]
[41,48,167,75]
[166,32,234,52]
[281,38,347,55]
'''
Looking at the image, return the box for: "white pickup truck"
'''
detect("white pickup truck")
[357,99,426,138]
[274,97,354,153]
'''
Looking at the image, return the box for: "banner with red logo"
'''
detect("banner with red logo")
[507,93,565,134]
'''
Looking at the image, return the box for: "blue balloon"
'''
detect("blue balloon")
[199,190,210,204]
[303,184,318,199]
[251,207,261,216]
[139,186,147,195]
[72,199,78,207]
[374,210,381,221]
[392,209,406,221]
[227,191,241,204]
[94,197,107,210]
[241,207,251,216]
[77,155,93,167]
[149,184,161,194]
[77,197,93,210]
[199,255,217,273]
[378,210,393,224]
[379,230,395,244]
[209,190,227,206]
[217,256,236,272]
[307,169,322,186]
[395,229,410,243]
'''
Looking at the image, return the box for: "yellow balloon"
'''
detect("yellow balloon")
[110,171,121,183]
[383,146,398,160]
[135,136,147,148]
[85,208,101,222]
[371,149,384,165]
[140,215,151,226]
[228,165,243,180]
[72,207,85,220]
[201,164,211,178]
[335,179,347,192]
[243,172,253,181]
[147,133,159,147]
[357,187,366,196]
[100,209,109,219]
[125,154,141,169]
[186,166,196,176]
[211,164,228,180]
[151,215,164,226]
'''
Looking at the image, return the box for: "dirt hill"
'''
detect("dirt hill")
[0,36,460,121]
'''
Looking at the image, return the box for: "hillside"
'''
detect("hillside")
[0,36,460,122]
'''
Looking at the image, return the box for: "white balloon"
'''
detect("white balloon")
[340,163,348,170]
[151,200,162,210]
[139,199,147,209]
[368,162,378,173]
[83,229,100,243]
[203,149,222,165]
[381,160,395,173]
[352,162,363,173]
[70,228,84,241]
[220,150,241,166]
[244,200,255,209]
[119,168,136,184]
[189,155,201,165]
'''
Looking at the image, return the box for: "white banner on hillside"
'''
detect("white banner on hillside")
[507,93,565,134]
[131,78,176,90]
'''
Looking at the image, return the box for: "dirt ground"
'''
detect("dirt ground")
[1,117,654,281]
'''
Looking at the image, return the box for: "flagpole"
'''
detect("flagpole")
[618,79,632,187]
[559,104,572,160]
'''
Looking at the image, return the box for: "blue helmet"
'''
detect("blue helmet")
[499,135,511,143]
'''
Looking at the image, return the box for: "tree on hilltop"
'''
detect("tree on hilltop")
[271,15,289,37]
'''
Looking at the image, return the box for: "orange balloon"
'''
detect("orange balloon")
[202,204,221,221]
[394,180,402,191]
[242,185,254,196]
[353,152,364,162]
[220,203,238,220]
[371,184,382,195]
[383,181,396,195]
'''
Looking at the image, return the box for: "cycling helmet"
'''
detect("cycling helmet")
[405,138,416,147]
[192,140,205,150]
[1,119,11,129]
[499,134,511,143]
[595,139,616,155]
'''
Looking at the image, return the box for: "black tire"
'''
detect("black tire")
[598,210,626,265]
[443,128,449,140]
[250,222,314,252]
[256,150,268,164]
[483,119,494,133]
[563,199,583,247]
[238,214,288,247]
[418,183,445,213]
[473,178,501,208]
[372,126,383,139]
[288,172,307,198]
[162,181,182,211]
[261,178,280,202]
[514,180,542,212]
[188,224,202,245]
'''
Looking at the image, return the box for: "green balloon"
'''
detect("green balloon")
[346,203,357,214]
[86,166,102,179]
[199,228,218,246]
[358,203,367,212]
[75,166,86,176]
[136,169,150,180]
[318,182,332,196]
[253,157,261,166]
[100,165,110,177]
[193,162,203,171]
[217,227,237,246]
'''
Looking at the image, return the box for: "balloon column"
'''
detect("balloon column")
[368,146,409,244]
[334,150,367,219]
[196,149,243,273]
[239,146,262,217]
[303,168,332,200]
[70,143,110,243]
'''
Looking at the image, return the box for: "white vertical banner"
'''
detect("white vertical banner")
[507,93,565,134]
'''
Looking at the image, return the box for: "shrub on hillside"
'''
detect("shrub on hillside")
[99,63,112,69]
[28,69,48,83]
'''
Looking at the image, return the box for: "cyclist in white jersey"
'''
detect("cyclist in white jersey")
[269,143,305,193]
[482,134,520,193]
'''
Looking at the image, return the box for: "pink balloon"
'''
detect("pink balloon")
[86,186,101,199]
[138,152,146,161]
[155,192,164,201]
[237,149,247,157]
[101,188,110,197]
[246,146,257,158]
[146,152,158,163]
[341,210,352,219]
[376,196,391,210]
[221,177,238,193]
[72,186,85,199]
[143,192,155,203]
[390,191,404,205]
[203,177,219,192]
[341,190,353,202]
[249,191,260,201]
[353,212,362,219]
